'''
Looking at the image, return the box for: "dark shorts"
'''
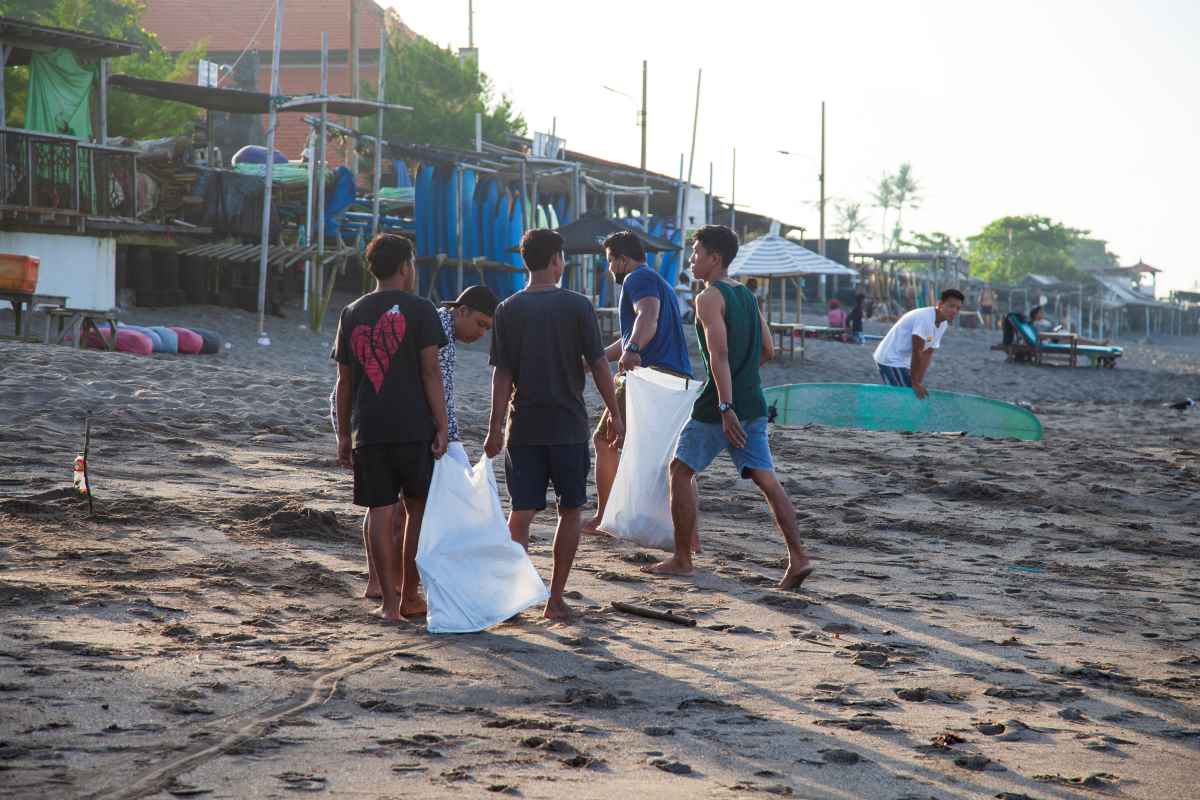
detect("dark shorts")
[980,305,994,315]
[504,443,590,511]
[352,442,434,508]
[877,364,913,387]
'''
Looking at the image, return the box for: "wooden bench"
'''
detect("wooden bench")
[769,322,806,362]
[44,308,120,350]
[0,291,67,340]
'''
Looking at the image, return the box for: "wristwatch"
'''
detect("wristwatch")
[625,342,642,354]
[717,401,734,414]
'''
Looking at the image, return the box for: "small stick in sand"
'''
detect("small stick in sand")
[611,601,697,627]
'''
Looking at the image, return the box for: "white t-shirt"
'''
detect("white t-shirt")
[872,307,948,368]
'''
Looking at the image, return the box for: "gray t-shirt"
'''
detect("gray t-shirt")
[489,287,604,446]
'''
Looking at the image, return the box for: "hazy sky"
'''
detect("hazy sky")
[388,0,1198,294]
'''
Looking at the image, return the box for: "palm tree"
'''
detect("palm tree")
[835,201,867,251]
[871,173,895,251]
[890,162,921,248]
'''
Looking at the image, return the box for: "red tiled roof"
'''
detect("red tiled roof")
[142,0,413,57]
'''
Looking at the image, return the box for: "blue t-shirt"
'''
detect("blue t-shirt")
[619,265,692,377]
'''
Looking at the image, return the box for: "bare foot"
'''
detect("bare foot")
[542,596,574,621]
[370,604,403,623]
[641,556,695,577]
[400,596,428,618]
[363,587,382,600]
[582,514,602,533]
[779,560,814,591]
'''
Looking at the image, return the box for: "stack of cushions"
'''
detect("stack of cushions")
[76,323,224,357]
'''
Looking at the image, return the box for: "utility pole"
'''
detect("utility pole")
[818,100,826,257]
[730,147,737,230]
[468,0,474,47]
[255,0,284,343]
[685,68,701,204]
[348,0,360,175]
[640,60,648,172]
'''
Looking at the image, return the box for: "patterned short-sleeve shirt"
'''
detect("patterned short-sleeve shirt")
[330,307,458,443]
[436,307,459,442]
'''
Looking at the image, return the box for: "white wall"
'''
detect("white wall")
[0,232,116,310]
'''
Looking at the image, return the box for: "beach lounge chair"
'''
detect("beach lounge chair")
[998,312,1122,368]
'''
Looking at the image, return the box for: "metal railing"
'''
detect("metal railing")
[0,126,138,218]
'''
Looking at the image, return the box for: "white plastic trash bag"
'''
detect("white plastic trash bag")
[600,367,702,550]
[416,443,549,633]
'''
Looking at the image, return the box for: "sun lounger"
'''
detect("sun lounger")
[998,313,1122,368]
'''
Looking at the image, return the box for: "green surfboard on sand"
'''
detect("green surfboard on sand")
[763,383,1044,441]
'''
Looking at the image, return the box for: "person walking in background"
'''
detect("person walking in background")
[642,225,814,590]
[484,229,624,622]
[872,288,963,400]
[979,284,997,330]
[585,230,692,537]
[333,234,448,622]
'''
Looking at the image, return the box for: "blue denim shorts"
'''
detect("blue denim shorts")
[674,416,773,478]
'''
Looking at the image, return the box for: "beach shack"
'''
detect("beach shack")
[0,17,147,326]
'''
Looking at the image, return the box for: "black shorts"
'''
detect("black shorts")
[504,444,590,511]
[352,442,434,508]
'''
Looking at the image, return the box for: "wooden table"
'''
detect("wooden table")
[1035,330,1078,367]
[769,322,806,362]
[45,308,120,350]
[0,292,67,340]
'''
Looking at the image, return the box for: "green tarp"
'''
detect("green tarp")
[26,49,94,138]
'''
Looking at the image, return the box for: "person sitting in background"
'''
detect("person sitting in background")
[847,294,866,343]
[827,298,848,329]
[1030,306,1059,332]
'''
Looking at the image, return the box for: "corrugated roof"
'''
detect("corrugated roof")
[0,16,144,65]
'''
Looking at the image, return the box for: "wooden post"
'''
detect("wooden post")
[818,100,826,256]
[730,147,736,229]
[255,0,284,341]
[0,44,9,126]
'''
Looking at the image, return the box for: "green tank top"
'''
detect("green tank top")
[694,281,768,423]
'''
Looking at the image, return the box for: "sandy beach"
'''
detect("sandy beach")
[2,296,1198,799]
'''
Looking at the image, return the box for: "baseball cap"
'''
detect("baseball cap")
[442,285,499,317]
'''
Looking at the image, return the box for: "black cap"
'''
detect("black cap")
[442,285,499,317]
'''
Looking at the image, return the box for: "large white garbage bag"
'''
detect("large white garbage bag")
[416,443,549,633]
[599,368,702,550]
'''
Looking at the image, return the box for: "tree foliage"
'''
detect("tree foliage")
[0,0,204,138]
[903,231,964,257]
[835,201,867,250]
[370,29,525,149]
[966,215,1115,284]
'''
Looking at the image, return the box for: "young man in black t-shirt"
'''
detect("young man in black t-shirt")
[484,229,624,621]
[333,234,448,622]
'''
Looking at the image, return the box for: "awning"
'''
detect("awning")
[107,75,411,117]
[505,211,679,256]
[729,233,858,278]
[0,16,144,66]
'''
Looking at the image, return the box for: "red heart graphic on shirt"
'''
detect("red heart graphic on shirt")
[351,308,407,392]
